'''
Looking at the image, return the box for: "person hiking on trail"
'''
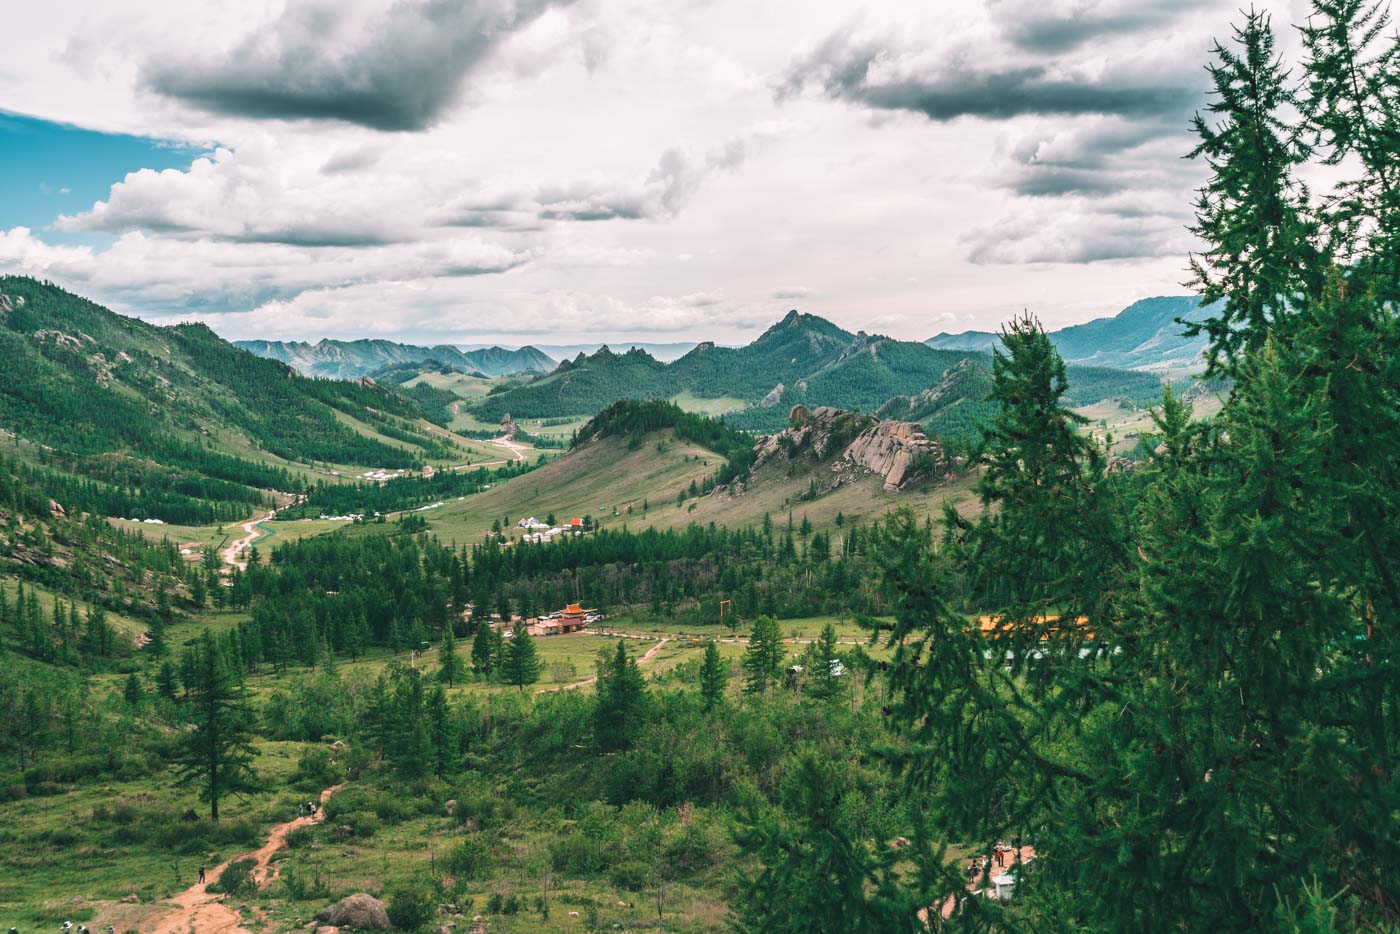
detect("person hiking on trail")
[198,865,206,884]
[297,803,305,817]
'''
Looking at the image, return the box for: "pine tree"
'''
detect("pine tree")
[594,639,651,751]
[426,683,456,776]
[1300,0,1400,295]
[1187,8,1320,373]
[502,626,540,691]
[698,639,726,713]
[171,632,259,820]
[741,616,784,695]
[346,612,369,660]
[123,672,144,708]
[155,660,179,701]
[145,613,168,657]
[388,666,432,778]
[803,623,843,701]
[471,621,496,679]
[733,755,916,933]
[437,622,466,686]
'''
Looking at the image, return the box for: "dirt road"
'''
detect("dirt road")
[493,435,529,462]
[221,510,274,572]
[536,638,669,694]
[144,784,342,934]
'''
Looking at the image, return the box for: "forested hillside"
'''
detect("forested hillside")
[470,306,1163,438]
[473,346,676,419]
[0,277,465,523]
[2,4,1396,931]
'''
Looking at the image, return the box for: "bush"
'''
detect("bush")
[609,859,654,892]
[339,810,379,839]
[293,746,340,790]
[374,793,412,824]
[386,882,435,930]
[445,834,491,881]
[211,859,256,896]
[284,826,314,849]
[451,790,517,830]
[280,865,330,901]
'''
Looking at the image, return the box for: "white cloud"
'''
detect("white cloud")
[0,0,1298,343]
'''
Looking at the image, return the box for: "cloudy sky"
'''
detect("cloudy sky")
[0,0,1305,346]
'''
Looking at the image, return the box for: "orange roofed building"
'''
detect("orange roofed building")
[535,602,597,636]
[976,615,1094,641]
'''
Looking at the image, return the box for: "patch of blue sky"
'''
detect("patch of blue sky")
[0,109,210,245]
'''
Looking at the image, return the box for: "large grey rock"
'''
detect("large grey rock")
[316,893,390,930]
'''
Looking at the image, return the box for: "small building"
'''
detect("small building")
[559,602,593,633]
[569,517,584,528]
[517,516,550,530]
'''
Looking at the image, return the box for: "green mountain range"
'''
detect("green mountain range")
[474,308,1165,433]
[0,276,462,522]
[235,337,555,379]
[927,296,1216,372]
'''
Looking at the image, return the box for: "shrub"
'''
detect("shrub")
[211,859,256,896]
[451,790,517,830]
[281,865,330,901]
[445,834,491,881]
[386,882,435,930]
[373,794,411,824]
[284,826,314,849]
[339,811,379,839]
[609,859,654,892]
[293,747,340,790]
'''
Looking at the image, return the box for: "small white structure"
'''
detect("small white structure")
[991,874,1015,900]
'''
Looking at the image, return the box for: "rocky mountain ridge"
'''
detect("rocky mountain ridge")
[236,337,555,379]
[754,404,945,492]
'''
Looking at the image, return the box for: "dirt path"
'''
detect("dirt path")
[492,434,529,462]
[144,785,342,934]
[221,510,274,572]
[536,638,669,694]
[444,435,531,473]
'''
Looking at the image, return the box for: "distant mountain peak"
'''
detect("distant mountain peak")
[236,336,555,379]
[925,295,1216,373]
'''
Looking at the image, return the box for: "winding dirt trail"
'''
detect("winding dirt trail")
[492,434,529,462]
[535,637,669,694]
[221,510,274,572]
[144,784,342,934]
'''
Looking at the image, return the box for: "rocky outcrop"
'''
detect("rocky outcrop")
[499,413,518,438]
[753,406,871,467]
[316,893,390,930]
[758,383,786,408]
[33,330,95,351]
[0,293,23,314]
[752,406,943,492]
[840,418,940,491]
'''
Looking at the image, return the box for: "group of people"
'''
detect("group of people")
[295,801,319,819]
[965,841,1025,882]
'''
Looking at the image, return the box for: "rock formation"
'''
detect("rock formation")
[840,418,939,491]
[499,413,518,439]
[316,893,390,930]
[752,405,943,492]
